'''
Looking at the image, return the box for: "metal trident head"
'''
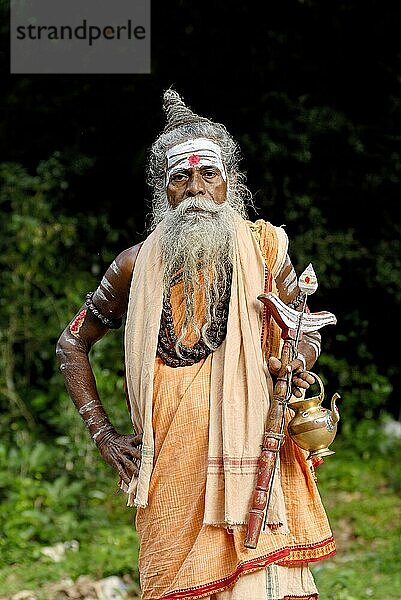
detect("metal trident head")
[298,263,318,296]
[258,263,336,336]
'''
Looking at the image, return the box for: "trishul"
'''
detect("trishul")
[244,264,337,549]
[260,262,336,344]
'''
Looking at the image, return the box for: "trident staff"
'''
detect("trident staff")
[244,264,337,550]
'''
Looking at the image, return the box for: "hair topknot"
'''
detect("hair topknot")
[162,88,212,134]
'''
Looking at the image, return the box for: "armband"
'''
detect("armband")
[85,292,123,329]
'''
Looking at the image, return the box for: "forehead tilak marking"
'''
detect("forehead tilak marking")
[165,138,227,182]
[167,149,221,170]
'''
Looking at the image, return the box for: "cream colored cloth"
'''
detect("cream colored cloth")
[209,564,318,600]
[204,217,286,526]
[124,213,288,527]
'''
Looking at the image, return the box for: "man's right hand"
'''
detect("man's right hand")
[96,430,143,486]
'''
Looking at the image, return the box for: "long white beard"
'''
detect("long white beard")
[160,196,235,352]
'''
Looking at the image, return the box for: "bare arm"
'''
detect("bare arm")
[56,243,143,486]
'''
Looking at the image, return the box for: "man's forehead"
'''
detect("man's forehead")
[165,137,226,183]
[166,138,222,160]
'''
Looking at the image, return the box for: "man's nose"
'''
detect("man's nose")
[186,171,206,197]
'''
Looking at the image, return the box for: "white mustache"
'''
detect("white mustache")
[175,196,223,217]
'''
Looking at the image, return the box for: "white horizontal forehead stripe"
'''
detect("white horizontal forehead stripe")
[168,150,218,170]
[166,138,222,161]
[165,138,226,182]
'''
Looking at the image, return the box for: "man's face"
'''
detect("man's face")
[166,166,227,209]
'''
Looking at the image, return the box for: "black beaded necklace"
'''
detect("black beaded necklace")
[157,269,232,368]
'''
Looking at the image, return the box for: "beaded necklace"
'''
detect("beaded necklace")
[157,269,232,368]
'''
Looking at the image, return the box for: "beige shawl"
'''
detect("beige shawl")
[124,213,288,526]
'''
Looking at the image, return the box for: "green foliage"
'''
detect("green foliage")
[0,432,140,595]
[0,152,126,438]
[0,154,89,435]
[0,152,137,595]
[317,353,392,424]
[311,427,401,599]
[0,402,137,564]
[375,229,401,303]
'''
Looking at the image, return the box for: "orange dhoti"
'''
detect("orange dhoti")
[136,355,334,600]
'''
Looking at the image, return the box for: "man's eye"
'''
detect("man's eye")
[203,170,217,178]
[171,173,187,182]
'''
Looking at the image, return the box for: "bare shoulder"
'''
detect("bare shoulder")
[114,242,143,280]
[91,242,144,320]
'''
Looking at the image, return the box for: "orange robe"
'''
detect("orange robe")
[135,221,335,599]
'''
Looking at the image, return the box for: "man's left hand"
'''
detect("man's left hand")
[268,356,315,398]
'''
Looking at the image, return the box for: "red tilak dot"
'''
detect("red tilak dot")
[188,154,201,166]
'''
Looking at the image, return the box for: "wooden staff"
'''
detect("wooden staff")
[244,329,294,549]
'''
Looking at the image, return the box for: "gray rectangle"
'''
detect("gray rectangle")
[10,0,150,74]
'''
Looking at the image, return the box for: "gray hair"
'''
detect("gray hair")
[146,120,253,231]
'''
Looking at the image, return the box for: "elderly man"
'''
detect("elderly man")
[56,90,335,600]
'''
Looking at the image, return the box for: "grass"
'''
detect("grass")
[1,434,400,599]
[311,442,401,599]
[0,489,141,599]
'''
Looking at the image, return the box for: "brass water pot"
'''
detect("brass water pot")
[287,372,340,461]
